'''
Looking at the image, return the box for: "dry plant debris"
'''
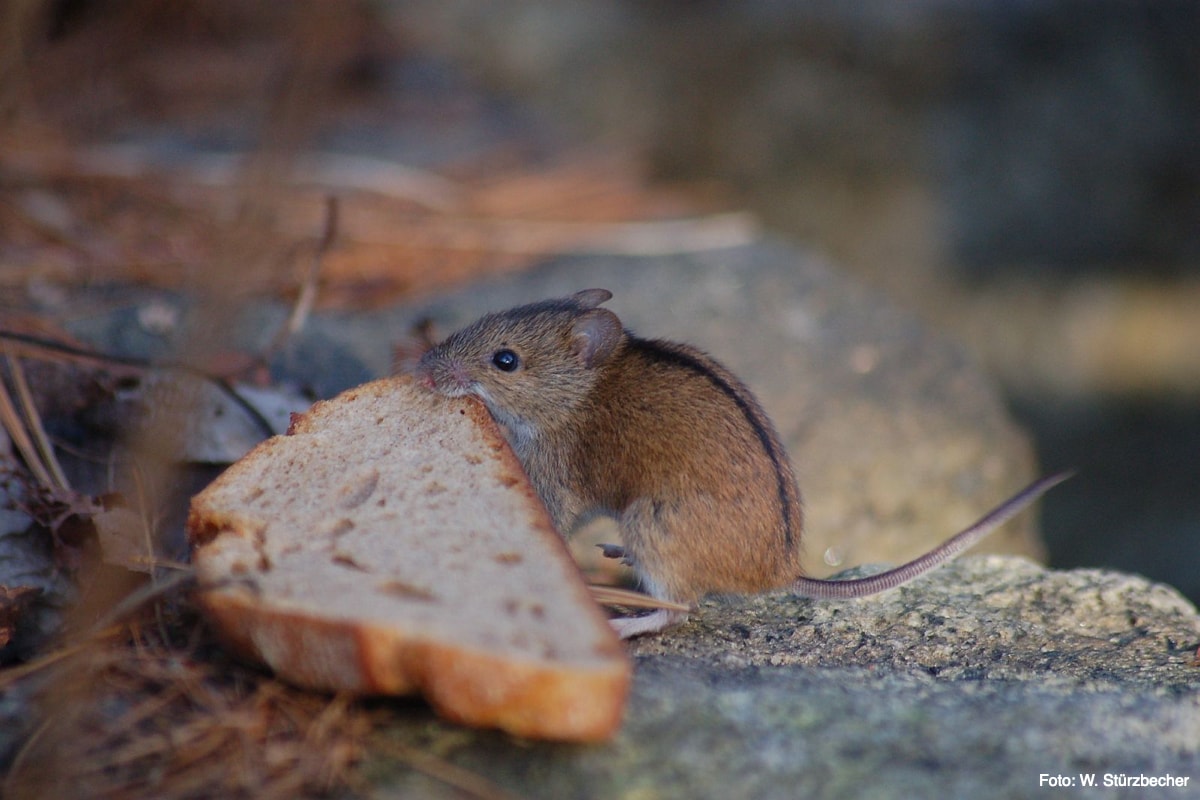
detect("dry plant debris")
[2,582,529,800]
[4,602,373,800]
[0,312,366,795]
[2,146,754,311]
[2,0,750,313]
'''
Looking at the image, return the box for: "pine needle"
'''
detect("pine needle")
[589,584,691,611]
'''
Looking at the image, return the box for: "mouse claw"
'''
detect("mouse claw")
[597,543,633,565]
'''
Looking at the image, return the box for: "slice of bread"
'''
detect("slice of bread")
[186,376,630,742]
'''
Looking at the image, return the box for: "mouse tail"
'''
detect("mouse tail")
[790,470,1073,600]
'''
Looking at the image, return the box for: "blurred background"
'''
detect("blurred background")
[389,1,1200,601]
[2,0,1197,602]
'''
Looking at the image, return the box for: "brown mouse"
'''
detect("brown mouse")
[414,289,1069,638]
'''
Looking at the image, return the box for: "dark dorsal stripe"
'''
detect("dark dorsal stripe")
[628,338,796,547]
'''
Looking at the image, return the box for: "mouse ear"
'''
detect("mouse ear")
[570,309,623,367]
[572,288,613,309]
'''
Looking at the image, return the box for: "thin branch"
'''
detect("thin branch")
[262,194,338,361]
[588,584,691,611]
[6,353,70,490]
[0,352,52,487]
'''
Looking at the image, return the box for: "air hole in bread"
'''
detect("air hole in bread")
[332,552,370,572]
[324,518,355,538]
[378,580,436,601]
[494,552,522,565]
[253,525,271,572]
[336,469,379,510]
[502,598,548,619]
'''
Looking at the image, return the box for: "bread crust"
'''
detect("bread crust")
[187,377,630,742]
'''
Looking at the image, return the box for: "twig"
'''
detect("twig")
[127,459,174,642]
[588,584,691,611]
[3,716,51,799]
[6,352,70,490]
[262,194,338,362]
[289,194,338,339]
[90,568,196,633]
[0,351,52,487]
[304,210,761,257]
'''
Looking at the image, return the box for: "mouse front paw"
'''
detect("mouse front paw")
[597,543,635,566]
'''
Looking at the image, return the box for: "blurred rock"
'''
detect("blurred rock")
[389,242,1045,571]
[392,0,1200,279]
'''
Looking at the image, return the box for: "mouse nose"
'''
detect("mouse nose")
[414,357,472,395]
[411,355,440,391]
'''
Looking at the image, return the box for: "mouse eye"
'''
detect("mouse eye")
[491,349,520,372]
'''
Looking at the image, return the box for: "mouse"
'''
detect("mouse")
[413,288,1070,638]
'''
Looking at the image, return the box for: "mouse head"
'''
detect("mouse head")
[416,289,625,438]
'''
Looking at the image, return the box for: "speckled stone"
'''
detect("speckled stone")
[368,557,1200,800]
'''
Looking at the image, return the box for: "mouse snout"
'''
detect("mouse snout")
[416,353,474,396]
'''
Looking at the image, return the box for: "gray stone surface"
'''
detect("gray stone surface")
[631,556,1198,685]
[370,556,1200,799]
[372,242,1044,571]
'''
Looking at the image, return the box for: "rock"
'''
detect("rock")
[370,557,1200,799]
[630,556,1199,683]
[382,242,1044,570]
